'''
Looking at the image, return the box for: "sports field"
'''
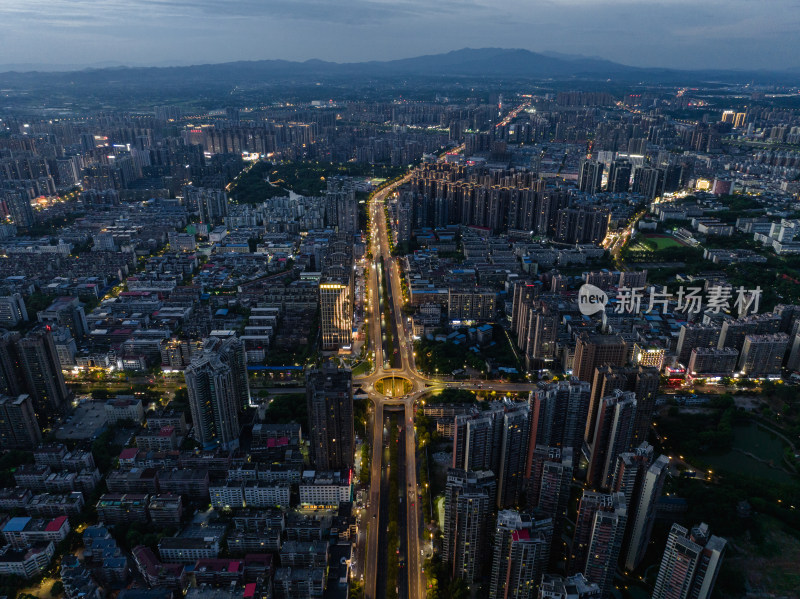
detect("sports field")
[643,234,685,249]
[629,234,688,252]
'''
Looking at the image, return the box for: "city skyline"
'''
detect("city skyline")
[1,39,798,596]
[1,0,799,71]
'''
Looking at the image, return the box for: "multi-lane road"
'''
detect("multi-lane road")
[360,109,538,599]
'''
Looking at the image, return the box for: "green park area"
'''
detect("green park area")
[230,161,406,203]
[701,422,795,484]
[413,325,522,380]
[655,395,800,596]
[351,361,372,376]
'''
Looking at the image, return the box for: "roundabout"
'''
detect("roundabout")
[373,375,412,397]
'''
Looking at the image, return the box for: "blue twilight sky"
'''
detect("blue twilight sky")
[0,0,798,71]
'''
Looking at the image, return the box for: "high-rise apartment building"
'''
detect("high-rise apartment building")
[4,191,35,228]
[306,362,354,471]
[0,331,25,398]
[37,297,89,340]
[183,186,228,225]
[185,337,248,450]
[653,523,726,599]
[497,406,531,508]
[611,443,653,519]
[737,333,789,376]
[528,379,591,458]
[525,304,560,369]
[586,390,637,489]
[606,159,632,193]
[452,401,530,508]
[572,335,626,389]
[687,347,739,376]
[511,281,539,337]
[326,178,359,234]
[489,510,552,599]
[554,207,610,245]
[0,294,28,328]
[583,495,627,598]
[515,295,561,370]
[676,325,720,365]
[578,159,604,194]
[17,327,71,417]
[443,468,495,582]
[206,335,250,413]
[454,409,502,473]
[611,445,670,571]
[785,330,800,371]
[633,166,666,199]
[319,234,354,351]
[588,366,658,449]
[0,394,42,449]
[569,492,627,598]
[539,573,601,598]
[717,314,781,351]
[525,445,573,557]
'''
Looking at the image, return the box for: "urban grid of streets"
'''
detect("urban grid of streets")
[358,128,542,599]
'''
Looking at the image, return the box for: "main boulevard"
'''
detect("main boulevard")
[359,130,538,599]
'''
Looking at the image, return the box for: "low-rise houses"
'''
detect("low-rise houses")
[0,542,55,578]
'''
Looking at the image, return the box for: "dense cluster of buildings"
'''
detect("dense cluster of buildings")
[0,359,355,599]
[2,84,800,598]
[436,371,726,598]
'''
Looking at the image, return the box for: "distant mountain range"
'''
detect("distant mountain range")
[0,48,796,88]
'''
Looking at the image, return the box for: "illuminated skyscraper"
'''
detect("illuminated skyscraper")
[319,280,353,350]
[319,234,354,351]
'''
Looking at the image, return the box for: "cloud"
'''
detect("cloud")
[0,0,483,26]
[0,0,797,69]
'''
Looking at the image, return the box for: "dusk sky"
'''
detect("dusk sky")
[1,0,798,71]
